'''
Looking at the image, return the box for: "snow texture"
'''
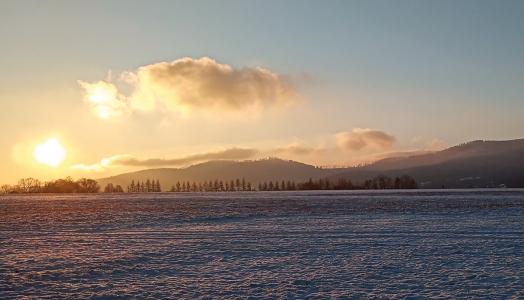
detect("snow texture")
[1,190,523,299]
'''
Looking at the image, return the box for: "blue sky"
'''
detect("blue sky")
[1,0,523,182]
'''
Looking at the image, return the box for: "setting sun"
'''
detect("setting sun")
[33,138,66,167]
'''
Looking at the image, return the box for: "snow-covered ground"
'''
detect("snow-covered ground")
[1,190,523,298]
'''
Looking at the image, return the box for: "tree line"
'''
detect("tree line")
[0,177,162,194]
[256,175,417,191]
[169,178,252,192]
[1,174,417,194]
[166,175,417,192]
[1,177,100,194]
[127,179,161,193]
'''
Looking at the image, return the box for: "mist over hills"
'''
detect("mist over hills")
[98,139,524,189]
[331,139,524,188]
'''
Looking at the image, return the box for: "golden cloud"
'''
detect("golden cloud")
[79,57,298,119]
[78,80,128,119]
[336,128,396,152]
[71,147,258,171]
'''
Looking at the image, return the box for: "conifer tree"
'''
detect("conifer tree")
[235,178,241,190]
[151,180,156,192]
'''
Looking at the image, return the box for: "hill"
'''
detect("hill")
[97,158,332,190]
[98,139,524,190]
[330,139,524,188]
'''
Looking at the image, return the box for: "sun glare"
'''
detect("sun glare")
[78,80,125,119]
[89,86,113,104]
[33,138,66,167]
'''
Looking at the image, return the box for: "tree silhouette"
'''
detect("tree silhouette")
[77,178,100,193]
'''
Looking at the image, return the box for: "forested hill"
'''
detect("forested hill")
[98,139,524,190]
[97,158,333,190]
[329,139,524,188]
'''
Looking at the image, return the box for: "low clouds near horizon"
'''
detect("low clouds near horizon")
[72,147,258,171]
[79,57,298,119]
[336,128,396,152]
[271,144,319,156]
[72,128,402,172]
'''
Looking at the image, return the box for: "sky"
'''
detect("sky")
[1,0,524,184]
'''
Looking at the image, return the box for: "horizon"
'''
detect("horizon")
[4,136,522,185]
[2,1,524,184]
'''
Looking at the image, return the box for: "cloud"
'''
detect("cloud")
[427,138,447,151]
[71,147,258,171]
[78,80,128,119]
[272,145,315,156]
[79,57,298,119]
[110,148,258,167]
[71,157,112,172]
[336,128,396,152]
[71,163,106,172]
[270,142,329,157]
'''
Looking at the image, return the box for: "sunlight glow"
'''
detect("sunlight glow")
[78,80,127,119]
[33,138,66,167]
[89,86,115,104]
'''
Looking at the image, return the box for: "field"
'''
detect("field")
[1,190,523,298]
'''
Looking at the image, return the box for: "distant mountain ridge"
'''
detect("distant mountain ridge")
[366,139,524,171]
[97,158,331,190]
[330,139,524,188]
[97,139,524,189]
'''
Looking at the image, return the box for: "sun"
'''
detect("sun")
[33,138,66,167]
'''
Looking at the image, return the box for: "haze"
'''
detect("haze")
[1,0,524,183]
